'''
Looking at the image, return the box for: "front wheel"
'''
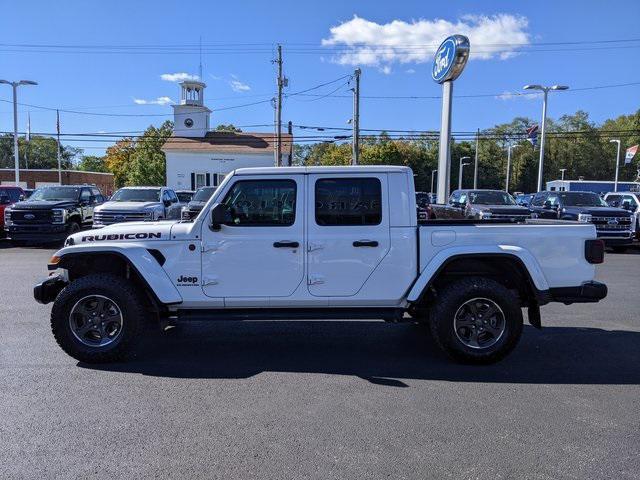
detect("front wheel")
[429,277,523,364]
[51,274,146,363]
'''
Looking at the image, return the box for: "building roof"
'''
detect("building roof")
[161,131,292,154]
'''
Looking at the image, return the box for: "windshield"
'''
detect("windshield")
[29,187,80,201]
[110,188,161,202]
[192,187,216,202]
[560,192,608,207]
[468,191,516,205]
[176,192,193,202]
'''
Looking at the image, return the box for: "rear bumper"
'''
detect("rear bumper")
[547,281,608,305]
[33,274,67,304]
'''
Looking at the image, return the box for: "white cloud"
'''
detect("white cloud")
[322,14,530,69]
[209,74,222,80]
[160,72,200,82]
[496,91,542,101]
[228,78,251,92]
[405,68,416,74]
[133,96,174,105]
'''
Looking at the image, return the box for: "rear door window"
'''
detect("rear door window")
[314,178,381,226]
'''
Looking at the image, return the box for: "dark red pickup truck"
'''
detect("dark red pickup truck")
[0,186,25,234]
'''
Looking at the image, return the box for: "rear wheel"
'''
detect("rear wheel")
[429,277,523,364]
[51,274,145,363]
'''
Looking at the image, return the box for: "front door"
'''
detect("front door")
[306,173,390,297]
[200,175,304,299]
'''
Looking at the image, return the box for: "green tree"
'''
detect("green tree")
[104,138,135,188]
[214,124,242,133]
[76,155,108,173]
[0,134,80,170]
[126,121,173,186]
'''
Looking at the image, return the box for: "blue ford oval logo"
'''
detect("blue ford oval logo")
[115,215,125,222]
[24,213,35,220]
[608,218,619,225]
[432,35,470,84]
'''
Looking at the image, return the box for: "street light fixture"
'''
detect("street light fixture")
[505,144,521,192]
[559,168,567,181]
[523,84,569,192]
[458,156,471,190]
[610,139,622,192]
[0,79,38,185]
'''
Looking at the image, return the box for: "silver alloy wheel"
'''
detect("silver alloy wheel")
[453,297,506,349]
[68,294,123,347]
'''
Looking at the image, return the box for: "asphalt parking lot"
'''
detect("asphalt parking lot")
[1,242,639,480]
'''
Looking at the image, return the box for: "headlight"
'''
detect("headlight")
[479,211,492,219]
[578,213,592,223]
[4,208,12,227]
[143,210,156,221]
[52,208,67,224]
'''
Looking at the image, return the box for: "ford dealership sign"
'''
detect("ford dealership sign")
[432,35,470,84]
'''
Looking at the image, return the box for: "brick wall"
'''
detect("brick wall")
[0,169,115,195]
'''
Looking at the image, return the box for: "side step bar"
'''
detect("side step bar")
[176,307,405,322]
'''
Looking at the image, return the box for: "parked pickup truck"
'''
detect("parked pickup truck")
[0,185,25,236]
[431,189,532,221]
[5,185,105,243]
[93,186,183,227]
[35,166,607,365]
[181,186,217,221]
[529,191,635,251]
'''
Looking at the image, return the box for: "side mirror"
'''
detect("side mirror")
[19,194,25,201]
[163,199,171,208]
[210,203,227,231]
[543,200,553,209]
[622,200,632,210]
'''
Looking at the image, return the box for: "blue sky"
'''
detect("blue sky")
[1,0,639,156]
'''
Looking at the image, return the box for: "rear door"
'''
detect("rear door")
[306,173,390,297]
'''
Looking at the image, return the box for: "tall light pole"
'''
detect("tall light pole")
[431,169,438,195]
[523,84,569,192]
[560,168,567,181]
[351,68,361,165]
[0,79,38,185]
[610,139,621,192]
[458,156,471,190]
[505,144,521,192]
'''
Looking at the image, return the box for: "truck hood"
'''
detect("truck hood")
[68,220,176,244]
[562,206,633,217]
[10,200,76,210]
[95,201,162,211]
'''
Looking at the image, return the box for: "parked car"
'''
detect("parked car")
[440,189,531,221]
[36,166,606,365]
[175,190,195,203]
[181,186,217,221]
[0,185,25,236]
[4,185,105,243]
[603,191,640,239]
[529,191,635,251]
[93,186,183,227]
[515,193,535,207]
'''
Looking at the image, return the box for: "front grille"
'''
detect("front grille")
[591,216,632,231]
[10,210,52,224]
[94,210,148,225]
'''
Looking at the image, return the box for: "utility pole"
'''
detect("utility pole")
[431,169,438,196]
[473,128,479,189]
[610,139,621,192]
[56,109,62,185]
[275,44,284,167]
[25,112,30,169]
[351,68,361,165]
[458,156,471,190]
[0,79,38,185]
[287,120,293,166]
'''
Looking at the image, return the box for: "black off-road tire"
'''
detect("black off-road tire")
[429,277,523,364]
[51,274,146,363]
[67,220,81,235]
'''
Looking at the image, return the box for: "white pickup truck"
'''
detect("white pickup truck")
[35,166,607,364]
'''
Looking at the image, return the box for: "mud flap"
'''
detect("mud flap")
[528,303,542,329]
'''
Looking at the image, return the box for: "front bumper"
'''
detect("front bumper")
[34,274,67,304]
[5,223,69,242]
[548,281,608,305]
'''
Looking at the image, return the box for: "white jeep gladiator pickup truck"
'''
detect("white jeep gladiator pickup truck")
[34,166,607,364]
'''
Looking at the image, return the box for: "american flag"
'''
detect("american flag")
[526,125,539,147]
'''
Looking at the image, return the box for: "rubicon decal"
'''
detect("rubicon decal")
[80,232,162,242]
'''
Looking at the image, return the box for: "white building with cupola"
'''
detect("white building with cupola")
[162,80,291,191]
